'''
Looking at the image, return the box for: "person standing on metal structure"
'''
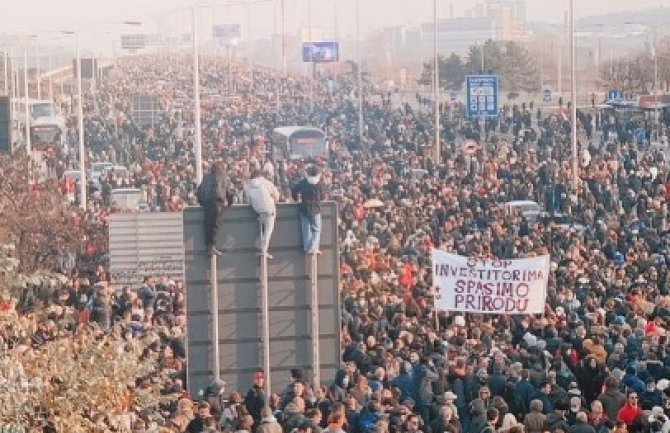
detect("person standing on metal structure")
[291,165,326,255]
[244,168,280,259]
[196,161,235,256]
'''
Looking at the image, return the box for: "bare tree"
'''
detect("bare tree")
[0,156,84,273]
[600,52,654,94]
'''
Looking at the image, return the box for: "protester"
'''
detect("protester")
[291,165,326,255]
[197,161,234,255]
[244,168,280,258]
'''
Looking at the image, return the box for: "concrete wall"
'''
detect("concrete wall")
[184,202,341,395]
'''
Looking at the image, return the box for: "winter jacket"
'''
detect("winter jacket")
[245,385,266,423]
[198,170,234,206]
[617,404,643,426]
[523,411,546,433]
[291,177,325,216]
[281,404,305,433]
[622,373,645,395]
[544,412,570,432]
[256,416,283,433]
[516,379,536,412]
[568,421,596,433]
[640,389,663,410]
[598,389,626,421]
[390,373,413,401]
[244,177,279,214]
[412,363,439,406]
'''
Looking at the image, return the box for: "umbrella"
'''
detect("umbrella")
[363,198,384,209]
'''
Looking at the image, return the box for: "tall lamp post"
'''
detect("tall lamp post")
[191,5,203,184]
[61,30,86,210]
[2,50,7,97]
[23,38,31,155]
[569,0,578,191]
[433,0,440,163]
[356,0,363,147]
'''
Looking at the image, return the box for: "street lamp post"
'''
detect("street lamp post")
[62,31,86,210]
[281,0,286,75]
[433,0,440,163]
[2,51,7,96]
[192,5,203,185]
[35,44,41,100]
[356,0,363,147]
[23,41,31,155]
[570,0,578,191]
[76,34,85,211]
[654,38,659,128]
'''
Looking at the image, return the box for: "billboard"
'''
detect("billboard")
[302,41,339,63]
[121,34,146,50]
[213,24,241,40]
[109,212,185,288]
[184,202,341,394]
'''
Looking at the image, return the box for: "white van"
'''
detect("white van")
[504,200,542,222]
[111,188,148,212]
[90,162,114,186]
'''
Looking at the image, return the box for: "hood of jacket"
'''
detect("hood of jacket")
[261,415,278,424]
[248,178,264,188]
[284,403,300,415]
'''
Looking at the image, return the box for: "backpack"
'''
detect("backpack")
[197,173,218,206]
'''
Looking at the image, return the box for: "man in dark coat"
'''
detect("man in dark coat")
[197,161,234,255]
[245,370,267,425]
[291,165,326,254]
[568,412,596,433]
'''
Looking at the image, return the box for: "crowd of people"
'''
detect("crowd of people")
[4,50,670,433]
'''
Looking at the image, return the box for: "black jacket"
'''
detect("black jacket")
[198,171,234,206]
[245,385,266,422]
[292,179,325,216]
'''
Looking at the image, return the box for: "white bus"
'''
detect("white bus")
[31,116,66,153]
[272,126,328,161]
[12,98,57,122]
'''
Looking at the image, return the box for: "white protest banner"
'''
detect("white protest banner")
[432,250,549,314]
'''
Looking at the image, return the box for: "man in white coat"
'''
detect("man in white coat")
[244,168,280,258]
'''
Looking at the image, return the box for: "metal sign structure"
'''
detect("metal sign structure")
[213,24,242,41]
[108,212,185,288]
[131,94,162,127]
[121,34,146,50]
[542,85,552,103]
[607,89,623,102]
[302,41,340,63]
[183,203,341,395]
[466,74,499,117]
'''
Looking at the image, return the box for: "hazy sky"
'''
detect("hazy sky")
[3,0,670,53]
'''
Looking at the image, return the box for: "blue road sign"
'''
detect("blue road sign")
[466,75,499,117]
[542,88,552,103]
[607,89,622,101]
[450,91,457,102]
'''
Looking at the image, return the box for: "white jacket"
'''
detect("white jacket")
[244,177,279,214]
